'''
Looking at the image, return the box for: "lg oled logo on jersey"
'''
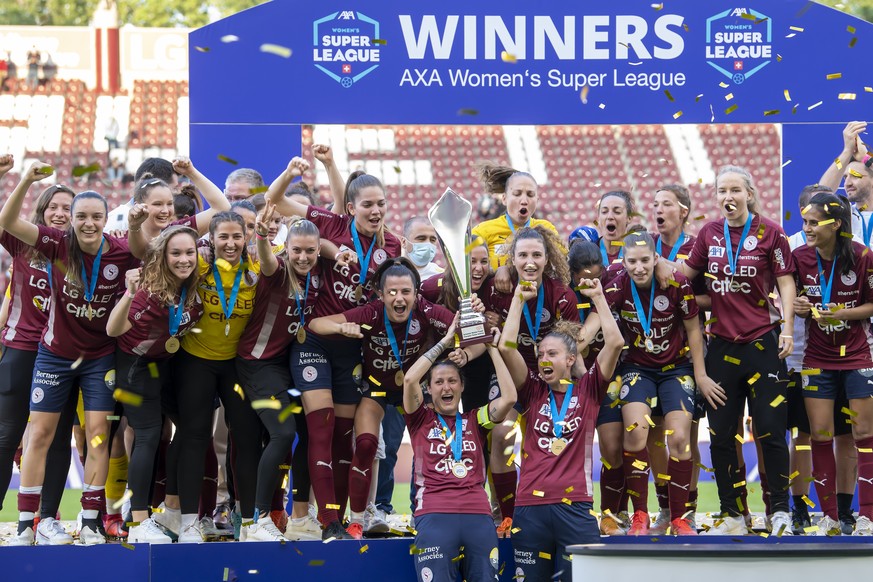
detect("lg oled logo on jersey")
[705,8,773,85]
[313,10,382,88]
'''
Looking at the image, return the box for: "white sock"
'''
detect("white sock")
[181,513,198,529]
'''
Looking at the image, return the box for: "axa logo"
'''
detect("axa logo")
[313,10,382,88]
[705,7,772,84]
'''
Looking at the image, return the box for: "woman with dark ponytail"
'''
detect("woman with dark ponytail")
[793,192,873,536]
[1,162,137,546]
[266,156,401,539]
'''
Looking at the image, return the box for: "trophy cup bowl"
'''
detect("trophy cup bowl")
[428,188,491,347]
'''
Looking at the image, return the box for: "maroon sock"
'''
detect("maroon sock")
[623,449,650,512]
[810,439,837,519]
[854,436,873,519]
[600,466,625,513]
[348,433,379,514]
[688,488,699,511]
[655,482,670,511]
[492,470,517,519]
[759,470,772,516]
[332,416,355,519]
[306,408,338,525]
[18,492,41,515]
[668,458,693,521]
[199,440,218,519]
[14,447,23,471]
[81,488,105,512]
[151,437,169,507]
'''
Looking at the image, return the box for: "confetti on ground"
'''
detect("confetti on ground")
[260,44,293,58]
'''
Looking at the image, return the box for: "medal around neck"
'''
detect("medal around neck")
[428,188,490,347]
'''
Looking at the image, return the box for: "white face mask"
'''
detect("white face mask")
[408,242,437,267]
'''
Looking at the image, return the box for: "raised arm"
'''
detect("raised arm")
[127,203,150,259]
[486,333,517,423]
[265,156,312,218]
[106,268,140,337]
[0,154,14,236]
[174,157,230,235]
[402,318,457,414]
[819,122,867,193]
[498,282,538,388]
[0,162,51,246]
[312,144,347,214]
[585,279,623,379]
[256,202,279,276]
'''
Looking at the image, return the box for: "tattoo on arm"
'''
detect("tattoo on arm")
[423,342,446,364]
[412,391,422,408]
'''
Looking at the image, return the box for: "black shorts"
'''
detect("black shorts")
[289,333,362,405]
[236,354,291,400]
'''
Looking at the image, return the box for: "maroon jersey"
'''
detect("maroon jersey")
[344,297,454,389]
[481,277,579,369]
[305,206,401,316]
[34,225,137,359]
[517,362,609,506]
[605,271,698,367]
[685,215,793,343]
[405,405,491,516]
[117,290,204,359]
[419,274,442,303]
[1,232,50,350]
[792,242,873,370]
[653,233,695,262]
[238,262,323,360]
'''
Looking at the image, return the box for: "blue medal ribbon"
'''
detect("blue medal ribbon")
[859,211,873,247]
[575,290,587,324]
[212,261,244,325]
[437,413,463,461]
[168,287,187,336]
[629,278,656,342]
[600,238,623,267]
[81,236,105,303]
[522,283,545,341]
[815,251,837,306]
[294,273,311,328]
[383,306,413,371]
[549,383,573,438]
[656,232,687,262]
[723,214,753,278]
[504,212,531,234]
[350,222,376,290]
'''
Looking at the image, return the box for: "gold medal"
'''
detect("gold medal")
[395,370,404,387]
[165,337,180,354]
[550,438,568,456]
[451,462,468,479]
[297,328,307,344]
[225,322,231,337]
[354,285,363,301]
[86,303,94,321]
[644,337,655,352]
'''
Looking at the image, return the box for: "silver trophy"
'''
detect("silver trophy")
[428,188,490,347]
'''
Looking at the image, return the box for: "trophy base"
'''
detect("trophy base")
[458,322,492,348]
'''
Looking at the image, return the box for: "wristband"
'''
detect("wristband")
[256,231,268,239]
[864,154,873,168]
[126,290,136,299]
[129,227,141,232]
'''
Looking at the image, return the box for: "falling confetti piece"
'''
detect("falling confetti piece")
[260,43,293,58]
[372,38,387,45]
[725,104,738,115]
[221,35,239,43]
[580,84,590,104]
[252,399,282,410]
[695,93,703,102]
[849,37,858,48]
[725,93,734,101]
[838,93,857,100]
[532,490,545,497]
[218,155,239,165]
[112,489,133,510]
[113,388,143,406]
[122,542,135,550]
[72,162,101,177]
[501,51,517,63]
[748,373,761,385]
[724,355,741,365]
[770,395,786,407]
[664,89,674,102]
[826,73,842,80]
[308,560,325,566]
[194,46,210,53]
[764,110,780,116]
[651,2,664,10]
[673,111,683,119]
[90,434,105,448]
[458,108,479,116]
[234,384,245,399]
[842,406,858,417]
[786,33,796,39]
[807,101,822,110]
[71,355,84,369]
[598,103,606,109]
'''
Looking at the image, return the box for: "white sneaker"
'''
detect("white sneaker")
[686,511,697,531]
[853,516,873,536]
[35,517,73,545]
[703,515,747,535]
[648,509,670,535]
[129,517,173,544]
[153,503,181,539]
[243,519,286,542]
[78,524,107,546]
[286,515,322,541]
[364,503,390,534]
[617,511,631,530]
[815,515,841,536]
[198,516,222,541]
[178,520,203,543]
[769,511,793,536]
[308,503,319,522]
[7,527,35,546]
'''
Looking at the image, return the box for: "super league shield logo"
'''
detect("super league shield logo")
[705,8,773,85]
[313,10,382,88]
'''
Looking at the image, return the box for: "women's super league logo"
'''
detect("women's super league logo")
[313,10,383,88]
[705,7,773,85]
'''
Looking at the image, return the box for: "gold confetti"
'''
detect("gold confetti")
[532,490,545,497]
[359,545,369,554]
[859,448,873,453]
[465,237,485,253]
[458,108,479,116]
[122,541,135,550]
[72,162,101,177]
[218,154,238,165]
[672,111,683,120]
[644,415,655,427]
[789,26,804,32]
[719,82,729,88]
[326,504,341,510]
[234,384,245,399]
[657,473,671,481]
[106,415,120,421]
[842,406,858,417]
[71,355,84,369]
[113,389,143,407]
[372,38,387,45]
[360,324,372,331]
[501,51,517,63]
[802,495,815,508]
[735,434,745,444]
[194,46,210,53]
[848,25,857,34]
[724,355,741,365]
[849,37,858,47]
[770,395,785,407]
[539,551,552,559]
[838,93,857,100]
[221,35,239,43]
[763,110,780,116]
[748,373,761,385]
[308,560,325,566]
[626,422,639,432]
[90,434,105,448]
[733,480,747,488]
[112,489,133,510]
[252,399,281,410]
[580,84,590,104]
[368,375,382,387]
[260,44,292,58]
[801,369,821,376]
[371,391,387,397]
[725,104,738,115]
[651,2,664,10]
[795,445,811,451]
[148,362,159,378]
[601,457,612,470]
[504,340,517,350]
[826,73,842,80]
[725,93,734,101]
[664,89,674,102]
